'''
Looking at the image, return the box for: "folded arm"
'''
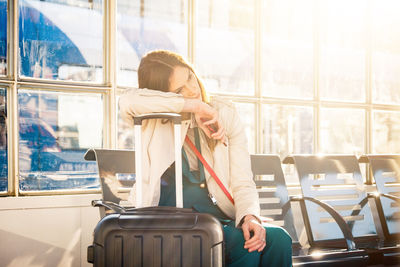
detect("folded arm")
[119,88,225,140]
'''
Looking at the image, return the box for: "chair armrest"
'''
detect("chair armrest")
[134,113,181,125]
[91,199,127,213]
[379,193,400,203]
[367,191,400,203]
[281,198,293,217]
[366,191,400,240]
[344,195,370,232]
[290,195,357,250]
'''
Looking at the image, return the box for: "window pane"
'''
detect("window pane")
[19,0,104,82]
[0,88,6,192]
[117,0,188,87]
[0,0,6,76]
[319,0,366,102]
[262,105,313,158]
[320,108,364,154]
[196,0,254,95]
[373,111,400,153]
[116,92,134,149]
[372,0,400,105]
[18,90,102,191]
[233,102,255,153]
[262,0,313,99]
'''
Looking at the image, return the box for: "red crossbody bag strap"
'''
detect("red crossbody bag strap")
[185,136,235,205]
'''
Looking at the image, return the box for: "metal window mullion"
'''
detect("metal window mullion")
[103,91,112,148]
[104,0,112,86]
[209,93,400,110]
[18,77,110,88]
[8,0,19,196]
[313,0,320,154]
[365,0,372,156]
[188,0,195,64]
[19,188,100,196]
[9,83,18,196]
[104,0,117,148]
[365,0,373,184]
[8,0,18,80]
[255,0,262,154]
[15,82,111,94]
[211,93,316,106]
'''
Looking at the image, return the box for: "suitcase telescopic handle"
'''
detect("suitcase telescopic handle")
[134,113,182,125]
[134,113,183,208]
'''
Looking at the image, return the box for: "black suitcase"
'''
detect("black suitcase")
[88,113,224,267]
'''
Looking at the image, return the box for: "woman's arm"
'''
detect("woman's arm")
[218,101,264,252]
[221,103,265,252]
[119,88,185,125]
[119,88,225,141]
[184,99,225,141]
[221,102,260,225]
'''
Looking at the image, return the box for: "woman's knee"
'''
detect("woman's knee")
[266,226,292,249]
[224,224,245,245]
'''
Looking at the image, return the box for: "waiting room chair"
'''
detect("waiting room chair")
[284,154,400,265]
[251,154,368,266]
[359,154,400,265]
[84,148,135,218]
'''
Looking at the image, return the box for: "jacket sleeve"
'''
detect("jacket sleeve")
[219,101,261,226]
[119,88,186,126]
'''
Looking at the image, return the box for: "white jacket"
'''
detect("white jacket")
[119,88,260,226]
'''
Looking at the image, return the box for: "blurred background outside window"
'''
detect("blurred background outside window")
[18,90,103,191]
[19,0,104,82]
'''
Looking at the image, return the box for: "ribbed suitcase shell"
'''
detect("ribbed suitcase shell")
[91,207,224,267]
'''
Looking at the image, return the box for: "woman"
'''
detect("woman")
[119,50,292,266]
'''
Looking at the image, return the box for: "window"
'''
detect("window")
[19,0,104,82]
[2,0,400,195]
[373,110,400,154]
[320,108,365,155]
[197,0,399,162]
[262,0,313,99]
[234,102,255,153]
[117,0,188,87]
[116,0,189,147]
[196,0,255,95]
[371,0,400,105]
[319,0,366,102]
[18,90,102,191]
[262,104,313,157]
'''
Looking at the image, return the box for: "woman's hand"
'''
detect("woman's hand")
[242,215,266,253]
[183,99,226,143]
[195,103,225,142]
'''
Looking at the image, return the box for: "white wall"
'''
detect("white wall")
[0,194,101,267]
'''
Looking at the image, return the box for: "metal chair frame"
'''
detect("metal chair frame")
[84,148,136,218]
[359,154,400,244]
[284,154,400,265]
[251,154,368,266]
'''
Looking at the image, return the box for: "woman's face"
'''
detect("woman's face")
[169,66,201,100]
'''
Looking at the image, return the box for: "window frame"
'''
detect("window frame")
[1,0,400,196]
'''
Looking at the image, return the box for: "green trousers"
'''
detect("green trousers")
[223,221,292,267]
